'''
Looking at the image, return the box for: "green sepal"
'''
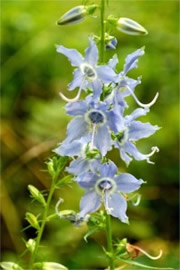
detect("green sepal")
[117,257,174,270]
[46,156,69,177]
[56,175,73,188]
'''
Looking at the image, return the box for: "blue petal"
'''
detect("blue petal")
[107,108,125,133]
[68,69,83,90]
[108,54,119,69]
[129,121,159,140]
[89,79,103,99]
[78,190,102,218]
[96,65,118,83]
[115,173,143,193]
[66,117,88,142]
[107,192,128,223]
[125,108,149,123]
[56,45,83,67]
[54,140,81,157]
[66,100,88,116]
[76,172,98,189]
[67,158,89,175]
[84,37,98,66]
[94,125,112,156]
[89,159,101,174]
[99,161,117,178]
[123,47,144,75]
[119,147,132,166]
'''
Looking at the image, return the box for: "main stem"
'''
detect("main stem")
[28,176,57,269]
[100,1,115,269]
[100,0,105,63]
[106,213,115,270]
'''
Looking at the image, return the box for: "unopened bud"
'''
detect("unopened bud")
[0,262,23,270]
[26,238,36,253]
[33,262,68,270]
[57,5,98,26]
[117,17,148,36]
[28,185,46,207]
[25,212,40,230]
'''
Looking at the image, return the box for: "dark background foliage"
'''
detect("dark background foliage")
[1,0,179,269]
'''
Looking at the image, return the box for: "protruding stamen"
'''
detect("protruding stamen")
[59,87,82,103]
[127,86,159,108]
[104,190,113,214]
[126,243,163,260]
[145,146,159,164]
[90,124,96,150]
[132,194,141,206]
[55,198,64,218]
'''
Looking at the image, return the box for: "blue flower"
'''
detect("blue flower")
[54,136,101,175]
[112,108,160,165]
[56,37,118,100]
[106,38,117,50]
[76,161,144,223]
[59,96,124,156]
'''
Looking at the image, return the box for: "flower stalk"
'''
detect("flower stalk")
[106,212,115,270]
[100,0,105,63]
[28,174,57,269]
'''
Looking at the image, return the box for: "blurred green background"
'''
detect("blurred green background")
[1,0,179,269]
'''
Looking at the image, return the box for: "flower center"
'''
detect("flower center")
[80,63,97,81]
[88,111,104,124]
[98,180,113,191]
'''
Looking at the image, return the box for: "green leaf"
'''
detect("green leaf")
[117,257,174,270]
[84,228,99,242]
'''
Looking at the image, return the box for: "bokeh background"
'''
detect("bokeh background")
[1,0,179,269]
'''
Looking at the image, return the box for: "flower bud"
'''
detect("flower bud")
[28,185,46,207]
[33,262,68,270]
[0,262,23,270]
[57,5,98,26]
[25,212,40,230]
[26,238,36,253]
[117,17,148,36]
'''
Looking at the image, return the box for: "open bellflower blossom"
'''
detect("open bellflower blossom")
[76,161,144,223]
[58,95,124,156]
[112,108,160,165]
[56,37,118,101]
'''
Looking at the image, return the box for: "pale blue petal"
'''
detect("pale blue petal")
[68,69,83,90]
[123,47,144,75]
[89,79,103,99]
[56,45,83,67]
[96,65,118,83]
[119,147,132,166]
[66,158,89,175]
[66,100,88,116]
[94,126,112,156]
[89,160,101,174]
[84,38,98,65]
[125,108,149,123]
[115,173,143,193]
[129,121,159,140]
[108,54,119,69]
[99,161,117,178]
[54,140,81,157]
[107,192,128,223]
[66,117,88,142]
[107,108,125,133]
[78,191,102,218]
[76,172,98,189]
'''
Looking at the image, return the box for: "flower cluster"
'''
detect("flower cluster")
[55,37,159,224]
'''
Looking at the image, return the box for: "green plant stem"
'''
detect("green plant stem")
[100,0,105,63]
[28,175,57,269]
[106,212,115,270]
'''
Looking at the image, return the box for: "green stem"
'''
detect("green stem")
[106,212,115,270]
[28,175,57,269]
[100,0,105,63]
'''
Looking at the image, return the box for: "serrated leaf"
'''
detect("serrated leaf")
[117,257,174,270]
[84,228,99,242]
